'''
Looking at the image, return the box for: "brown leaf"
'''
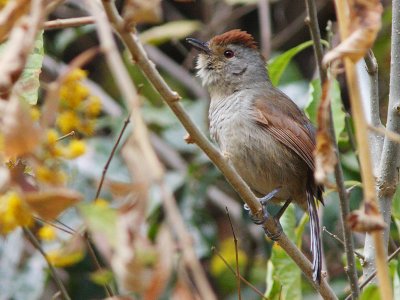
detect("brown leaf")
[323,0,383,65]
[24,188,82,220]
[122,0,162,25]
[347,202,386,232]
[9,160,37,192]
[314,79,337,185]
[1,96,42,157]
[143,227,173,300]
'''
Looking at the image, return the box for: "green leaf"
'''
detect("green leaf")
[140,20,202,45]
[359,284,380,300]
[392,185,400,220]
[265,205,302,300]
[394,260,400,300]
[268,40,314,86]
[0,31,44,104]
[304,78,346,141]
[79,203,117,248]
[18,31,44,104]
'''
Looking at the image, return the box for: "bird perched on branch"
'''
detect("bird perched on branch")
[187,29,323,283]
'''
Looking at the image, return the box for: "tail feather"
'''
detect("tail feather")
[306,188,322,283]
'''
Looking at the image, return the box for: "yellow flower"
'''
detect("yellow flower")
[60,84,89,109]
[0,191,33,234]
[94,198,109,208]
[65,140,86,159]
[38,225,56,241]
[46,248,84,267]
[64,68,87,83]
[36,166,66,185]
[85,96,102,117]
[78,120,95,136]
[57,111,80,134]
[30,107,41,122]
[0,0,8,10]
[46,129,59,145]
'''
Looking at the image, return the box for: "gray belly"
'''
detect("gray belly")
[211,115,308,203]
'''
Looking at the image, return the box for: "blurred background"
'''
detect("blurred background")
[1,0,395,299]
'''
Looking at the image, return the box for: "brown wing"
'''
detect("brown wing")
[253,92,316,171]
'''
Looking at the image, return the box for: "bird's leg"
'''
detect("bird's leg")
[244,188,293,241]
[275,198,292,221]
[244,188,281,225]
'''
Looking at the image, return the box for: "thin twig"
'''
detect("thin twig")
[305,0,360,297]
[257,0,271,59]
[83,232,114,297]
[100,2,337,298]
[211,247,268,300]
[226,207,241,300]
[322,227,364,260]
[368,124,400,144]
[94,114,131,200]
[44,16,95,30]
[23,228,71,300]
[333,0,392,298]
[56,131,75,141]
[34,217,75,235]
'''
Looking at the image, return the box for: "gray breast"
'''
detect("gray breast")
[208,94,307,201]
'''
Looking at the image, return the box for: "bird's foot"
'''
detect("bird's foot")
[264,219,283,241]
[244,188,281,225]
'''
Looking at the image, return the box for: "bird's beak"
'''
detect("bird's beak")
[186,37,211,54]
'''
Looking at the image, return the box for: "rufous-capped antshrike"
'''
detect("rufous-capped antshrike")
[187,29,324,283]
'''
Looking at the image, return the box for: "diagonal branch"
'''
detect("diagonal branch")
[99,1,337,298]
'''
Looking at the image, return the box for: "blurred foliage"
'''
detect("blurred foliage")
[0,0,398,300]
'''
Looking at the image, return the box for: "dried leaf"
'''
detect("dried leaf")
[122,0,162,25]
[347,202,386,232]
[143,227,173,300]
[1,96,42,157]
[25,188,82,220]
[111,192,172,297]
[0,0,30,43]
[0,17,38,100]
[0,166,10,194]
[323,0,383,65]
[172,278,199,300]
[314,79,337,185]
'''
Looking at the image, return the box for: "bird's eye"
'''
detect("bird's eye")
[224,50,235,58]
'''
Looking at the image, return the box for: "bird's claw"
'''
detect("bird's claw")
[264,218,283,241]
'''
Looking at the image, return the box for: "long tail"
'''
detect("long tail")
[306,187,322,283]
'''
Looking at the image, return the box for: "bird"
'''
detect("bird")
[186,29,324,283]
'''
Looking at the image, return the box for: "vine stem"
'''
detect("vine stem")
[333,1,392,299]
[304,0,360,297]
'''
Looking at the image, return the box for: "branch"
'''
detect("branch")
[44,16,95,30]
[24,228,71,300]
[100,1,337,298]
[333,0,392,298]
[304,0,360,297]
[344,246,400,300]
[361,0,400,289]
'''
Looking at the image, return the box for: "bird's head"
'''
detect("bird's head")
[187,29,269,96]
